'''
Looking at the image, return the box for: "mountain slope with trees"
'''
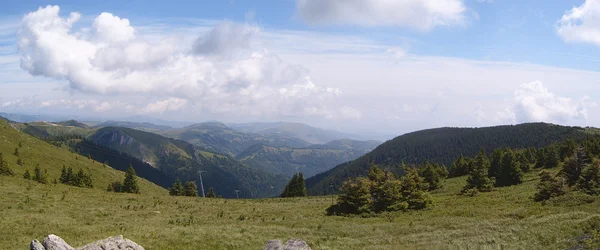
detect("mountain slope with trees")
[306,123,596,195]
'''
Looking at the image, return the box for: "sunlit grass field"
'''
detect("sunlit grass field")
[1,119,600,249]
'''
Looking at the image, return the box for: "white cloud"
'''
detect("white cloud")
[296,0,467,31]
[511,81,589,123]
[139,98,188,114]
[16,6,352,120]
[557,0,600,46]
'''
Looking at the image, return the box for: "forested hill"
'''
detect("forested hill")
[306,123,596,195]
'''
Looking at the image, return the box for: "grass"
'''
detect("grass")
[1,119,600,249]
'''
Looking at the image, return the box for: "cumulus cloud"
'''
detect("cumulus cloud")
[16,5,352,120]
[511,81,588,123]
[557,0,600,46]
[296,0,467,31]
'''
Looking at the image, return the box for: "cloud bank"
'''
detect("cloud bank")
[17,5,356,119]
[557,0,600,46]
[296,0,467,31]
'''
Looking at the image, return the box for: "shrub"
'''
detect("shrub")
[107,181,123,192]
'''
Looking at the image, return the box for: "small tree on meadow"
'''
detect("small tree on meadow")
[399,167,432,210]
[329,176,373,215]
[488,148,504,178]
[184,181,198,197]
[281,173,307,197]
[449,154,470,177]
[544,146,560,169]
[33,165,48,184]
[121,165,140,194]
[0,152,14,176]
[496,148,523,187]
[577,161,600,195]
[561,147,591,186]
[533,171,567,202]
[462,149,495,193]
[206,187,217,198]
[418,162,443,191]
[169,179,184,196]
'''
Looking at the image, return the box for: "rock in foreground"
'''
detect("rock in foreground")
[30,235,143,250]
[263,239,311,250]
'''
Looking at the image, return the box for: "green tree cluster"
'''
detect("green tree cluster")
[0,152,14,176]
[60,166,93,188]
[169,179,198,197]
[327,165,432,215]
[107,166,140,194]
[281,173,307,197]
[417,161,447,191]
[533,171,568,201]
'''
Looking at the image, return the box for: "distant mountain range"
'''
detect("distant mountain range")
[3,115,381,197]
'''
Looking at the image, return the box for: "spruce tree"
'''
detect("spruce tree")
[399,167,432,210]
[33,165,48,184]
[281,173,299,197]
[0,152,14,176]
[561,147,591,186]
[60,166,68,183]
[206,187,217,198]
[462,149,494,193]
[169,179,184,196]
[544,146,559,169]
[577,161,600,195]
[121,165,140,194]
[184,181,199,197]
[297,173,307,197]
[488,148,504,178]
[449,154,470,177]
[334,177,373,214]
[496,148,523,187]
[23,170,31,180]
[418,162,443,191]
[533,171,567,202]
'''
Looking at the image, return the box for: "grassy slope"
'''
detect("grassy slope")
[2,160,599,249]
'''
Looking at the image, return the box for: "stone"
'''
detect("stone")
[263,240,283,250]
[283,239,311,250]
[42,234,75,250]
[264,239,311,250]
[77,235,144,250]
[30,239,44,250]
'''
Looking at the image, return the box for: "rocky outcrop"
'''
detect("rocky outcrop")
[30,235,143,250]
[263,239,311,250]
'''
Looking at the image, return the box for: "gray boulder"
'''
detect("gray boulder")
[264,239,311,250]
[77,235,144,250]
[42,235,75,250]
[30,239,44,250]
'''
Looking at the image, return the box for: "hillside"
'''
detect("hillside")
[2,159,599,249]
[161,122,312,156]
[306,123,595,195]
[228,122,360,145]
[237,139,381,178]
[56,119,90,128]
[0,119,166,195]
[88,127,286,198]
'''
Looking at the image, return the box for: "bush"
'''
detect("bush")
[107,181,123,192]
[533,171,567,202]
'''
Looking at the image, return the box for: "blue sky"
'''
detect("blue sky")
[1,0,600,136]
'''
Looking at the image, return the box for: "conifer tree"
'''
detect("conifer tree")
[60,166,68,183]
[281,173,306,197]
[169,179,184,196]
[121,165,140,194]
[333,177,373,214]
[488,148,504,178]
[23,170,31,180]
[297,173,307,197]
[449,154,470,177]
[544,146,560,169]
[13,147,18,156]
[184,181,199,197]
[561,147,591,186]
[0,152,14,176]
[577,161,600,195]
[418,162,443,191]
[399,167,432,210]
[496,148,523,187]
[33,165,48,184]
[206,187,217,198]
[533,171,567,202]
[462,149,494,193]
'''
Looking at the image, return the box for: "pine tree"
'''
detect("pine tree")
[121,165,140,194]
[0,152,14,176]
[449,154,470,177]
[169,179,185,196]
[206,187,217,198]
[33,165,48,184]
[533,171,567,202]
[561,147,591,186]
[516,151,531,173]
[281,173,307,197]
[297,173,307,197]
[544,146,560,169]
[462,149,495,193]
[577,161,600,195]
[333,177,373,214]
[496,148,523,187]
[488,148,504,178]
[184,181,198,197]
[60,166,68,183]
[23,170,31,180]
[418,162,443,191]
[399,167,432,210]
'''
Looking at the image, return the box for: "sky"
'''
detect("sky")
[1,0,600,137]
